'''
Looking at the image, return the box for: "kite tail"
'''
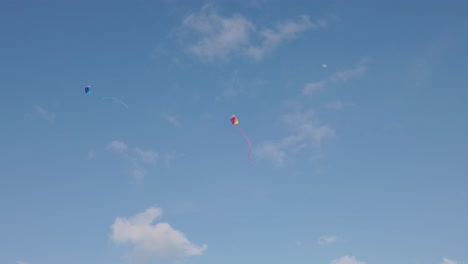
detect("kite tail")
[236,125,255,166]
[98,96,129,109]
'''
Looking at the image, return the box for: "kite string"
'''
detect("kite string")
[236,125,255,166]
[97,96,129,109]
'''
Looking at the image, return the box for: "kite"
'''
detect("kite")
[84,86,128,109]
[230,115,254,165]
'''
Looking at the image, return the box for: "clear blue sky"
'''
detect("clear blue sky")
[1,1,467,264]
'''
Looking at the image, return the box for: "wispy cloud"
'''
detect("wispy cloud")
[303,81,326,94]
[107,140,128,153]
[258,59,364,167]
[180,4,331,62]
[403,33,453,91]
[256,110,334,166]
[163,114,181,127]
[111,207,207,260]
[246,15,328,61]
[303,59,369,95]
[85,149,95,160]
[131,168,148,181]
[134,147,159,165]
[182,4,254,61]
[329,61,367,83]
[35,105,55,122]
[318,235,337,245]
[441,258,461,264]
[17,261,28,264]
[107,140,164,180]
[330,256,366,264]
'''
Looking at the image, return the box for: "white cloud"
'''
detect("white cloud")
[303,59,368,95]
[183,4,254,61]
[256,110,334,166]
[111,207,207,260]
[35,105,55,122]
[318,235,337,245]
[330,256,366,264]
[181,4,330,61]
[17,261,28,264]
[107,140,128,153]
[441,258,460,264]
[246,15,328,61]
[134,147,159,165]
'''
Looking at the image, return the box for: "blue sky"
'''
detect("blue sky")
[1,0,467,263]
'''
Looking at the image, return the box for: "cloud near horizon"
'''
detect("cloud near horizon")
[330,256,366,264]
[111,207,207,260]
[441,258,461,264]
